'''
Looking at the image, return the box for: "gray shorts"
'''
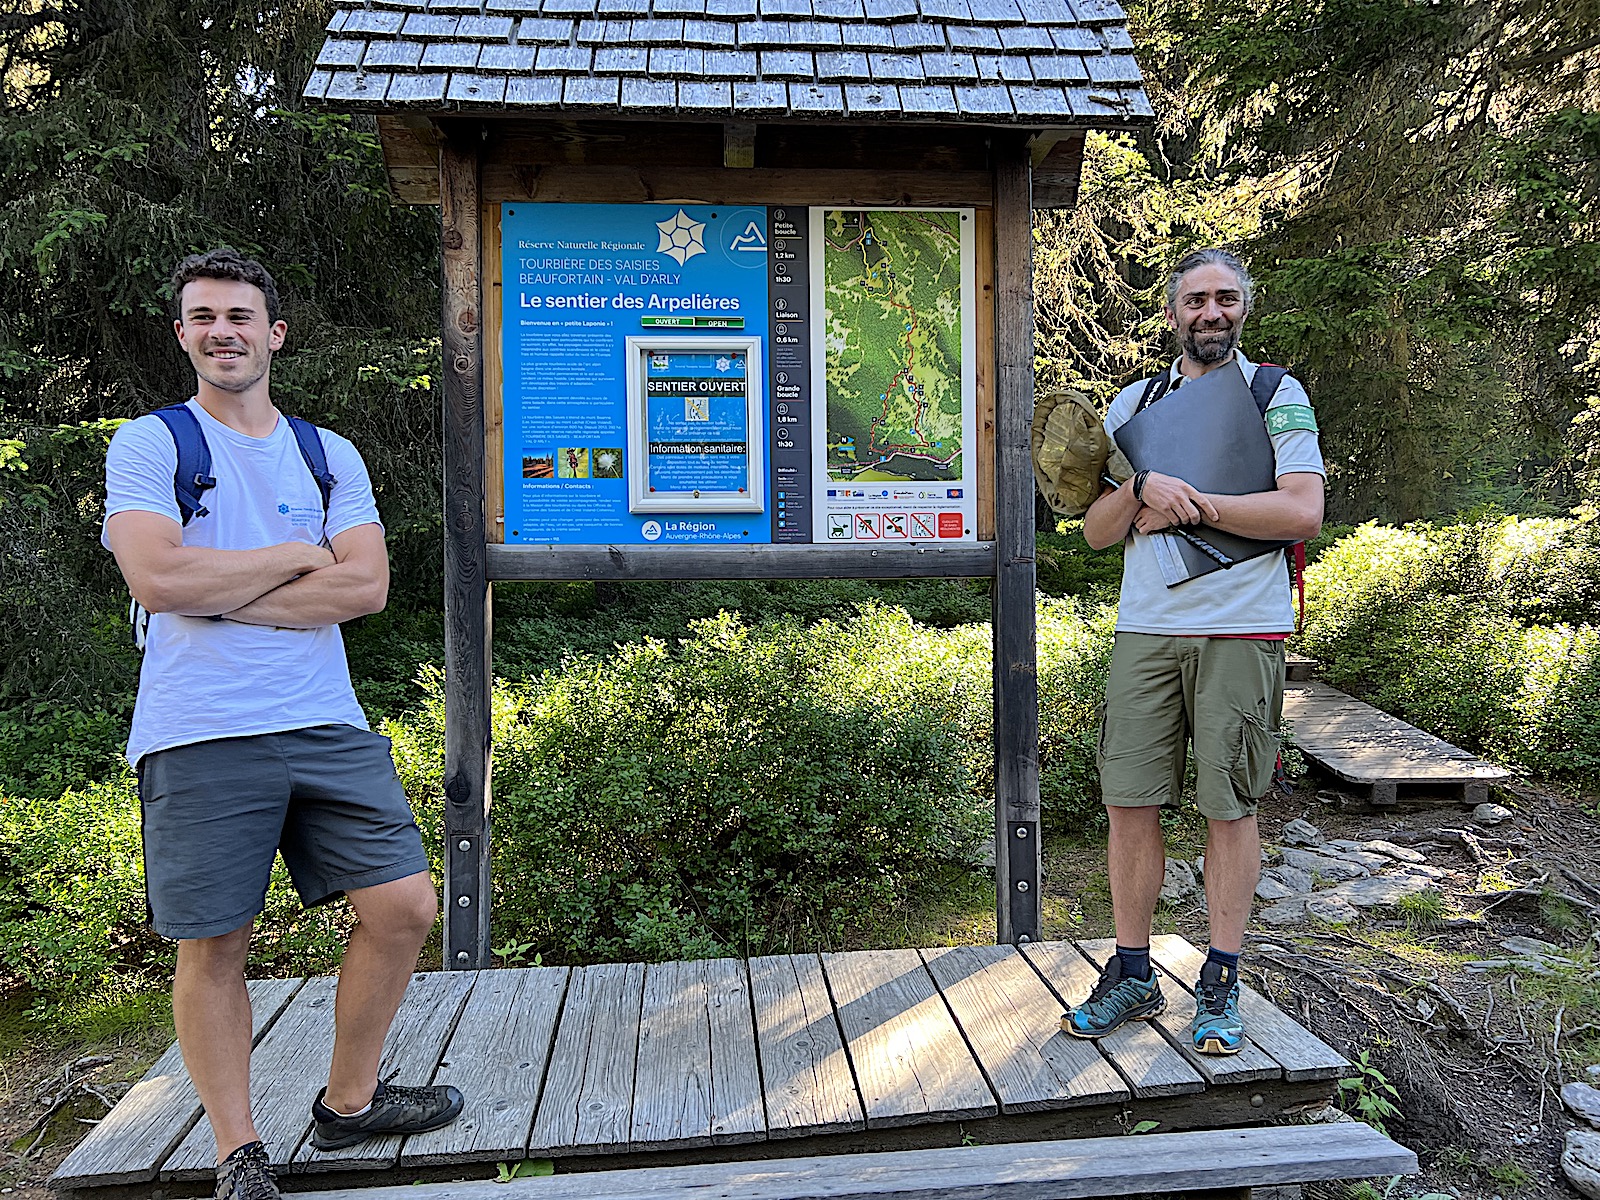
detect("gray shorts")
[137,724,431,940]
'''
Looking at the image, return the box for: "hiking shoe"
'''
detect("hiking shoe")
[215,1141,280,1200]
[1060,956,1166,1038]
[310,1081,465,1150]
[1191,959,1245,1055]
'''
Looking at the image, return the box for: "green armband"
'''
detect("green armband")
[1266,404,1318,434]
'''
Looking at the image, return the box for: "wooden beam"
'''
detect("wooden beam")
[484,165,993,207]
[287,1123,1417,1200]
[723,122,756,168]
[1032,132,1088,210]
[485,543,997,582]
[991,138,1041,945]
[440,129,493,971]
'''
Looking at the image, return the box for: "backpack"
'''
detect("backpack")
[130,404,337,648]
[1133,364,1309,631]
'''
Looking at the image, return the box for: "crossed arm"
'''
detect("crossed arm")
[106,511,388,628]
[1082,471,1324,551]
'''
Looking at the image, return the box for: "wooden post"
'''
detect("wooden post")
[991,139,1042,945]
[440,128,492,969]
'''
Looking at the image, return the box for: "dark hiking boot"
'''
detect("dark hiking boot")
[310,1081,465,1151]
[215,1141,280,1200]
[1060,955,1166,1038]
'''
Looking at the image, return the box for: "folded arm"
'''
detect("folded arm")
[107,510,335,616]
[224,522,389,628]
[1132,472,1325,542]
[1083,470,1221,550]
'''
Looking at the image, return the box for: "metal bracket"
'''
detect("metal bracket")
[1006,820,1041,943]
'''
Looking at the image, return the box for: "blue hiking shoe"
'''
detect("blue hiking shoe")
[1190,959,1245,1055]
[1060,956,1166,1038]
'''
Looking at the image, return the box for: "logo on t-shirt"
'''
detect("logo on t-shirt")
[279,502,323,529]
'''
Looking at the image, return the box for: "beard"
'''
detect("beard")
[1183,323,1239,365]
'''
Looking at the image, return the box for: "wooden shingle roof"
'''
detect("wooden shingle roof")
[305,0,1152,125]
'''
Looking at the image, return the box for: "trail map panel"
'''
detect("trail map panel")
[811,209,976,543]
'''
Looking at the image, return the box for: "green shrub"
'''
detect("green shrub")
[392,600,1117,963]
[0,771,360,1016]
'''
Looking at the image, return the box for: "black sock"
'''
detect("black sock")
[1115,944,1152,981]
[1206,946,1241,973]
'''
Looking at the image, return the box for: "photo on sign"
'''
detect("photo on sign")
[557,447,590,479]
[624,335,765,514]
[593,447,624,479]
[522,449,555,480]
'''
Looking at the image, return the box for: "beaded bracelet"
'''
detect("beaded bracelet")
[1132,469,1151,501]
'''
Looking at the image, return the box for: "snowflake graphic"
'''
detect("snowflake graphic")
[715,356,732,372]
[278,503,290,514]
[656,209,707,266]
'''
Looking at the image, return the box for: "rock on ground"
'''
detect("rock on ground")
[1329,873,1436,909]
[1473,802,1514,825]
[1564,1129,1600,1200]
[1260,898,1308,926]
[1255,875,1300,901]
[1271,864,1315,893]
[1360,839,1427,864]
[1282,847,1369,881]
[1307,894,1360,925]
[1316,844,1392,871]
[1562,1083,1600,1130]
[1162,857,1199,902]
[1281,818,1323,846]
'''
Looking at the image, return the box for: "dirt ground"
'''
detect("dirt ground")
[3,777,1596,1200]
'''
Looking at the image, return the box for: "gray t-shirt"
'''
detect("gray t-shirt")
[103,400,382,764]
[1104,352,1326,635]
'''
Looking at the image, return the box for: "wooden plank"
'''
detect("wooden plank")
[920,945,1127,1113]
[296,971,478,1172]
[528,961,645,1155]
[486,542,997,581]
[821,948,996,1129]
[631,959,714,1150]
[1019,942,1204,1098]
[749,954,865,1139]
[973,205,996,544]
[401,966,570,1167]
[484,165,996,208]
[1149,935,1349,1083]
[1032,132,1087,209]
[289,1122,1418,1200]
[440,128,493,970]
[1076,938,1281,1086]
[629,958,764,1150]
[991,138,1041,944]
[163,976,341,1179]
[704,957,766,1145]
[52,978,304,1188]
[483,200,505,546]
[1308,747,1508,782]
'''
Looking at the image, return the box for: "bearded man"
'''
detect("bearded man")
[1060,249,1325,1054]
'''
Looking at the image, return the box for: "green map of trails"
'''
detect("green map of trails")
[821,209,965,483]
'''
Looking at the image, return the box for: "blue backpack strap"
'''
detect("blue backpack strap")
[286,415,336,516]
[1250,364,1291,416]
[150,404,215,526]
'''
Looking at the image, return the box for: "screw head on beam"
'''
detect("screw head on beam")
[457,895,472,908]
[458,839,471,851]
[456,951,469,964]
[1015,826,1029,838]
[1016,880,1030,892]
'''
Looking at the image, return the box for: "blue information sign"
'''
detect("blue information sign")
[502,203,772,544]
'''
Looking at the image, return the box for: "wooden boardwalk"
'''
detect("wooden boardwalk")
[1284,679,1509,807]
[53,937,1350,1192]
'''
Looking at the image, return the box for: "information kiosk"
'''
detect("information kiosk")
[306,4,1153,965]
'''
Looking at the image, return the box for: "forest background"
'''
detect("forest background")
[1,0,1599,1004]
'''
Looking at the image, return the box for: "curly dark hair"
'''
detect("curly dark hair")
[169,248,282,325]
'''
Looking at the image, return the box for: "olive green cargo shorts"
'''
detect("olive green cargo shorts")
[1097,633,1285,822]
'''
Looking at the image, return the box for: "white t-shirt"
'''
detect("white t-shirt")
[103,400,382,765]
[1104,353,1326,635]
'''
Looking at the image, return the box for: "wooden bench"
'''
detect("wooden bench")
[291,1123,1416,1200]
